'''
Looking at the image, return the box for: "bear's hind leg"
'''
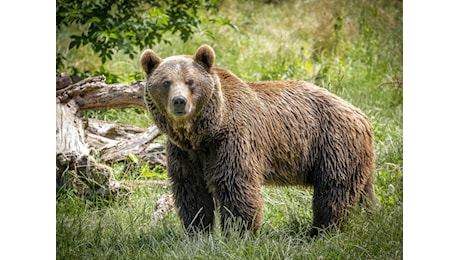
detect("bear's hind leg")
[359,174,375,209]
[310,187,348,237]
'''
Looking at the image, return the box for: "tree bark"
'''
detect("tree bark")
[56,98,130,197]
[57,75,146,110]
[56,74,166,198]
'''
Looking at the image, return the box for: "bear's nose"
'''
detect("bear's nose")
[171,95,187,114]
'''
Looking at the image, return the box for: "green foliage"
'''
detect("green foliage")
[56,0,230,78]
[112,154,168,181]
[260,48,309,81]
[56,185,402,259]
[141,164,168,180]
[84,108,151,127]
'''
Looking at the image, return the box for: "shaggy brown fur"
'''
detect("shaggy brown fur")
[141,45,375,237]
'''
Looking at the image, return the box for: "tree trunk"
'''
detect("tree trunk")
[56,73,166,198]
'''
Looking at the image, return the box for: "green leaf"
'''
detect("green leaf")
[57,0,227,69]
[68,40,78,50]
[87,17,100,23]
[127,153,139,164]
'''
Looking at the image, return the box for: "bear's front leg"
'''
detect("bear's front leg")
[167,142,215,233]
[215,181,263,236]
[210,141,264,236]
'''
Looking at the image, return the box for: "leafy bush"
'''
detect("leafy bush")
[56,0,232,79]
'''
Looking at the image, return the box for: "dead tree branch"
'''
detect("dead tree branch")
[56,74,166,198]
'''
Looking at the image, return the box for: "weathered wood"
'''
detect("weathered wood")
[56,73,166,198]
[152,194,175,223]
[56,98,130,197]
[56,72,72,90]
[122,180,170,188]
[99,125,165,166]
[87,118,147,140]
[57,76,146,110]
[84,119,166,167]
[56,98,88,156]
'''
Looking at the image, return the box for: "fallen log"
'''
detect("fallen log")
[57,75,146,110]
[85,119,166,166]
[56,98,130,197]
[56,74,166,198]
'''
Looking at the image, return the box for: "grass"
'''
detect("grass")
[57,0,402,259]
[57,185,402,259]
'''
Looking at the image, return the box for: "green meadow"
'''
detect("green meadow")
[56,0,402,258]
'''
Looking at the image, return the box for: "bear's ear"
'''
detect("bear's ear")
[193,45,215,72]
[140,49,162,76]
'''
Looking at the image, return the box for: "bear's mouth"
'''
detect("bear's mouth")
[170,106,189,118]
[173,110,186,116]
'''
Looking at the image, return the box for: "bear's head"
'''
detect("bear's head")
[140,45,217,122]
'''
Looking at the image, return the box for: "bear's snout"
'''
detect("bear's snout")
[171,95,188,116]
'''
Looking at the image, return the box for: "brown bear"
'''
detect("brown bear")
[140,45,375,237]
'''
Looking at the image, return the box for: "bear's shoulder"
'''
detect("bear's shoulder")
[213,67,246,85]
[212,67,320,95]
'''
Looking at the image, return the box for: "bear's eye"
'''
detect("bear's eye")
[186,79,194,88]
[162,80,171,88]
